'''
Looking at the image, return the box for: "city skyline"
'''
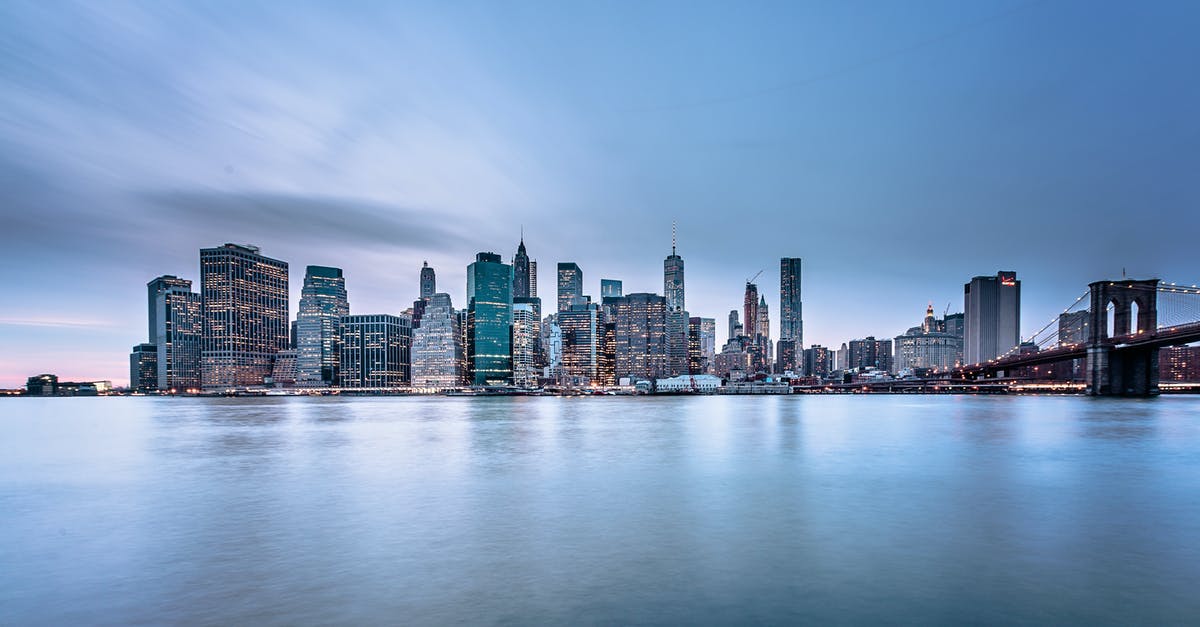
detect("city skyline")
[3,2,1200,386]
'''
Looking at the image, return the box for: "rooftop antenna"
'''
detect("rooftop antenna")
[671,220,677,255]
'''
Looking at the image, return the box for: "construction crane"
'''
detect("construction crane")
[746,269,763,285]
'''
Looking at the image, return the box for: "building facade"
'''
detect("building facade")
[467,252,513,385]
[512,298,541,387]
[154,282,202,391]
[779,258,803,371]
[200,244,289,388]
[964,271,1021,364]
[556,262,583,313]
[411,293,463,390]
[129,344,158,393]
[296,265,350,385]
[612,293,668,382]
[339,314,411,387]
[559,303,601,385]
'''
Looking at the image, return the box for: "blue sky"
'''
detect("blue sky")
[1,0,1198,386]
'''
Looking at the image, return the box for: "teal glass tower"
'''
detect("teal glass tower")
[467,252,514,385]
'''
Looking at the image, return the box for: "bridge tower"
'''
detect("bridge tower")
[1085,279,1159,396]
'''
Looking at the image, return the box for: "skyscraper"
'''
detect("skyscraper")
[743,282,759,342]
[728,310,739,341]
[557,262,583,313]
[296,266,349,385]
[339,314,411,387]
[964,271,1021,364]
[664,223,685,312]
[147,275,191,343]
[411,293,464,389]
[512,297,542,387]
[512,237,535,299]
[200,243,289,388]
[559,302,601,385]
[420,261,436,300]
[601,279,623,299]
[699,317,716,373]
[467,252,513,385]
[688,317,715,375]
[779,258,803,371]
[612,293,668,381]
[665,309,689,377]
[529,260,538,298]
[153,280,202,391]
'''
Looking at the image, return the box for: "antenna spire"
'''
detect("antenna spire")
[671,220,677,255]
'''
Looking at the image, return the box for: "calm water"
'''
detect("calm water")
[2,396,1199,625]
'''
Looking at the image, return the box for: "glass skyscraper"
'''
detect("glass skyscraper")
[154,281,202,392]
[296,266,350,385]
[200,243,289,389]
[467,252,513,385]
[512,298,541,387]
[964,271,1021,364]
[411,292,464,390]
[779,257,803,372]
[612,293,668,382]
[556,262,582,313]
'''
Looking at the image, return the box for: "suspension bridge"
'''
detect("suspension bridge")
[946,278,1200,396]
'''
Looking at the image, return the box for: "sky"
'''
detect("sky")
[1,0,1198,387]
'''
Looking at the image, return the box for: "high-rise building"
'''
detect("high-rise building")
[339,314,411,387]
[557,262,583,313]
[296,266,349,385]
[147,275,191,343]
[776,340,798,375]
[411,293,464,390]
[529,260,538,298]
[270,349,298,387]
[513,237,534,300]
[512,297,542,387]
[688,317,709,374]
[894,304,965,373]
[779,259,803,367]
[153,281,202,391]
[129,343,158,393]
[943,312,965,338]
[699,317,716,373]
[728,310,740,341]
[743,283,759,342]
[420,261,436,300]
[559,302,601,385]
[612,293,667,381]
[803,345,831,379]
[665,308,690,377]
[847,337,893,373]
[467,252,513,385]
[200,244,289,388]
[664,224,685,312]
[757,295,772,371]
[601,279,623,299]
[964,271,1021,364]
[541,314,562,381]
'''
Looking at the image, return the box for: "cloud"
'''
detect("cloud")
[137,188,466,253]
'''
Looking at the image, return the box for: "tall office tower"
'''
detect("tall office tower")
[153,281,202,391]
[513,237,534,299]
[529,260,538,298]
[557,262,583,313]
[699,318,716,373]
[847,337,894,372]
[779,259,803,365]
[411,293,464,390]
[559,302,601,385]
[338,314,411,387]
[688,317,707,374]
[665,309,689,376]
[757,295,770,340]
[612,293,668,381]
[542,314,562,381]
[601,279,623,299]
[664,223,685,312]
[512,297,542,387]
[457,310,471,379]
[296,266,350,385]
[598,320,617,385]
[728,310,740,340]
[200,243,289,388]
[147,275,191,343]
[129,343,158,393]
[964,271,1021,364]
[420,261,436,300]
[467,252,514,385]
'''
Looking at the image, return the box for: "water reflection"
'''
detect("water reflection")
[1,396,1198,625]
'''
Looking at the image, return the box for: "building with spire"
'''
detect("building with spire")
[420,261,436,300]
[513,233,534,300]
[664,221,685,312]
[663,223,688,376]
